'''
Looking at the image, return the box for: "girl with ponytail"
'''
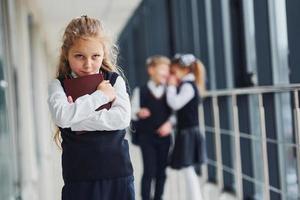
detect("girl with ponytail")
[167,53,207,200]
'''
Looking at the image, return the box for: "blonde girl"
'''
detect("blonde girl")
[48,16,134,200]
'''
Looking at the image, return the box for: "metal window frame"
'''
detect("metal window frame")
[203,83,300,199]
[267,0,296,199]
[242,0,267,199]
[190,0,200,54]
[220,0,234,89]
[204,0,216,90]
[220,1,241,196]
[242,0,258,84]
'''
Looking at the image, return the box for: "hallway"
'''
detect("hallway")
[1,0,300,199]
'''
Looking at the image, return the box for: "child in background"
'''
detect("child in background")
[48,16,134,200]
[131,55,173,200]
[167,53,207,200]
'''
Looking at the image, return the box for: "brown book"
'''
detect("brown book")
[63,73,112,111]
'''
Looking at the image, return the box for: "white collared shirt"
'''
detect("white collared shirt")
[48,76,131,131]
[147,80,165,98]
[166,73,196,111]
[131,80,176,125]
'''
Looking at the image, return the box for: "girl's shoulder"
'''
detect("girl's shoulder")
[48,78,64,96]
[103,70,119,83]
[109,73,131,95]
[179,80,196,88]
[49,78,62,87]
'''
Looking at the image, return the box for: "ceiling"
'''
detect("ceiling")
[31,0,141,61]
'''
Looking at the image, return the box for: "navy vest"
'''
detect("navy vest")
[177,81,201,130]
[135,85,172,135]
[58,71,133,182]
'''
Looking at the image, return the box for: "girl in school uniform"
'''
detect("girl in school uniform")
[167,53,207,200]
[48,16,134,200]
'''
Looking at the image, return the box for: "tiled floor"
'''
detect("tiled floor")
[129,139,205,200]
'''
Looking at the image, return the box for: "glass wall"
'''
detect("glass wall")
[118,0,300,199]
[0,0,17,199]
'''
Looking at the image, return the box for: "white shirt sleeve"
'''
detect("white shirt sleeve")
[166,83,195,111]
[48,79,110,128]
[70,76,131,131]
[169,114,177,126]
[131,87,140,121]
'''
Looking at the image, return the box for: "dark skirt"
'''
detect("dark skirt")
[170,126,206,169]
[62,175,135,200]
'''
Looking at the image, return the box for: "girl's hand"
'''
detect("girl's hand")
[97,80,116,101]
[67,96,73,103]
[168,75,178,86]
[157,121,172,137]
[137,108,151,119]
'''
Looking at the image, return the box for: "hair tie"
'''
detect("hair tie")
[174,53,182,60]
[179,54,196,67]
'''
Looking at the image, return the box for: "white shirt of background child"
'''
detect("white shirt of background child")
[166,73,196,111]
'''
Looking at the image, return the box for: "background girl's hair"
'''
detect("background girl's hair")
[54,128,62,149]
[54,16,123,146]
[171,54,207,96]
[192,60,207,96]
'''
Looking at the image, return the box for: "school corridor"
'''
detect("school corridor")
[0,0,300,200]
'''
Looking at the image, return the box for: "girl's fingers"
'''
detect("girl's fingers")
[67,96,73,103]
[99,80,109,85]
[102,80,110,84]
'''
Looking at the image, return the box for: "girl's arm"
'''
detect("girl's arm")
[130,87,140,121]
[166,83,195,111]
[70,76,131,131]
[169,114,177,126]
[48,79,110,128]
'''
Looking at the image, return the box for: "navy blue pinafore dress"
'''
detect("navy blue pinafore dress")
[169,81,207,169]
[58,71,135,200]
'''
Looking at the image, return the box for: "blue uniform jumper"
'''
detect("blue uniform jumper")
[134,85,172,200]
[58,71,134,200]
[169,80,206,169]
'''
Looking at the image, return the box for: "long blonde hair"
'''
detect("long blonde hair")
[191,59,207,96]
[54,16,121,147]
[56,16,119,78]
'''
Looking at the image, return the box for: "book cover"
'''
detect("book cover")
[63,73,112,111]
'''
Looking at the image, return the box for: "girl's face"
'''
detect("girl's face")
[170,64,189,79]
[67,37,104,77]
[148,64,170,85]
